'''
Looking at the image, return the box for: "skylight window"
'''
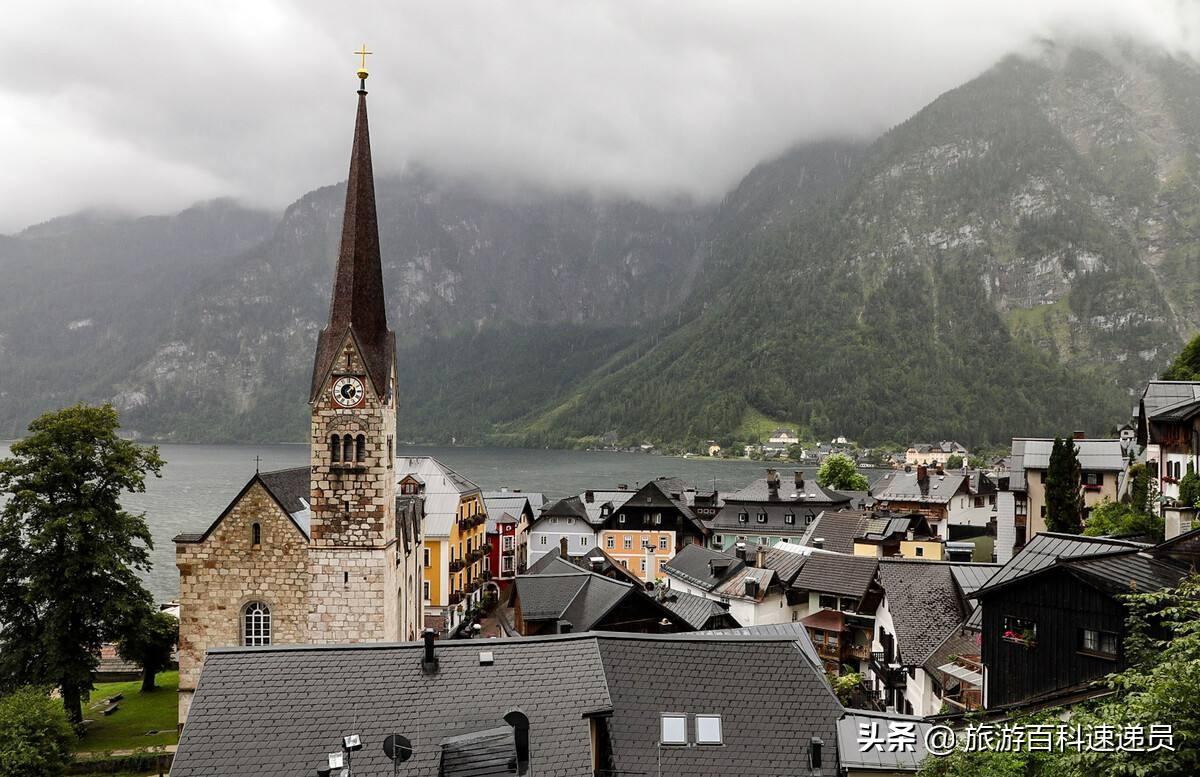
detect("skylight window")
[696,714,723,745]
[660,714,687,745]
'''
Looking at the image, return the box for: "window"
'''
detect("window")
[606,536,615,549]
[251,522,261,546]
[503,536,514,552]
[914,547,924,557]
[579,536,588,546]
[653,512,662,525]
[423,548,431,568]
[1002,615,1038,646]
[804,513,816,526]
[659,536,668,550]
[422,581,430,601]
[539,536,548,546]
[617,513,626,524]
[386,436,393,467]
[713,534,722,545]
[784,513,795,525]
[738,512,749,524]
[355,434,366,462]
[759,536,768,546]
[660,714,687,745]
[840,597,857,612]
[1084,472,1101,486]
[624,536,633,550]
[819,594,838,610]
[756,512,768,524]
[696,714,723,745]
[1080,628,1119,658]
[329,434,341,462]
[502,556,514,573]
[242,601,271,646]
[641,559,646,572]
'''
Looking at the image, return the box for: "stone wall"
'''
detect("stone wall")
[175,481,310,722]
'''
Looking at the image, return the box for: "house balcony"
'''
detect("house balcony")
[847,642,872,661]
[870,651,906,688]
[449,559,465,573]
[448,592,462,605]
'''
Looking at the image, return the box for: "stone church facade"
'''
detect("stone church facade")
[174,79,423,724]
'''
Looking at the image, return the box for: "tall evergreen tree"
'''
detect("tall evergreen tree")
[0,404,163,724]
[1044,436,1084,534]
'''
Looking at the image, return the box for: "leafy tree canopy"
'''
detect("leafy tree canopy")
[0,404,163,723]
[1162,332,1200,381]
[117,609,178,692]
[1044,437,1084,534]
[946,454,964,470]
[0,686,75,777]
[1083,499,1163,542]
[1178,463,1200,508]
[817,453,869,491]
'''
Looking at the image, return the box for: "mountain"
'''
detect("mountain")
[1,45,1196,447]
[515,44,1200,448]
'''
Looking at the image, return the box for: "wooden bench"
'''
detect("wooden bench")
[102,703,120,716]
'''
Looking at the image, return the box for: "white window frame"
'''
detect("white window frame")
[660,714,687,745]
[242,601,271,647]
[695,714,723,745]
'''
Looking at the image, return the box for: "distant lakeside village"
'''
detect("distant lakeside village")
[9,69,1198,777]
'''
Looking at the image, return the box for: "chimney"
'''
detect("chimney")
[935,463,944,476]
[813,537,825,550]
[1073,430,1086,440]
[559,536,569,557]
[755,546,767,569]
[588,555,605,572]
[766,468,780,492]
[744,579,758,598]
[643,542,655,583]
[734,541,747,562]
[906,528,915,541]
[585,489,594,503]
[421,628,438,674]
[917,465,928,483]
[504,711,531,776]
[794,471,805,490]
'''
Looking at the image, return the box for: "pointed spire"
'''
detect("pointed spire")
[310,80,395,402]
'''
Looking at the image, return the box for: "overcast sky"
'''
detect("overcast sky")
[2,1,1199,233]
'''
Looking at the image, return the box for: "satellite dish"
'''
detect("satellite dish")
[383,734,413,763]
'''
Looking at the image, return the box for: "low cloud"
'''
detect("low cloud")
[2,0,1199,232]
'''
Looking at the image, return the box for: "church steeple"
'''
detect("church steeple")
[310,63,395,403]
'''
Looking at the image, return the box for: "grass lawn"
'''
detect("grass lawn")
[75,671,179,754]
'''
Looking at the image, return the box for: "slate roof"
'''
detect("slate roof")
[1058,550,1188,596]
[514,573,610,622]
[536,495,591,523]
[876,560,969,666]
[800,510,871,554]
[922,627,983,686]
[972,532,1148,596]
[837,710,932,772]
[949,563,1002,599]
[661,544,745,591]
[791,553,879,600]
[173,633,843,777]
[687,622,823,667]
[872,470,967,505]
[174,469,312,544]
[439,725,514,776]
[310,91,395,401]
[483,493,534,532]
[721,474,852,506]
[578,490,635,525]
[526,546,645,587]
[1140,381,1200,418]
[1008,438,1125,493]
[656,587,733,630]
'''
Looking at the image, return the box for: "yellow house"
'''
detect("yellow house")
[397,456,484,631]
[598,529,677,581]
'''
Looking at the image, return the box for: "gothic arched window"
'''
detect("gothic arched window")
[251,522,261,546]
[355,434,366,462]
[242,601,271,646]
[342,434,354,463]
[330,434,341,463]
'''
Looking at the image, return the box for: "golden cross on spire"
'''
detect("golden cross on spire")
[355,44,372,78]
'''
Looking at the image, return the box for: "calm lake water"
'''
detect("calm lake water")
[0,442,887,602]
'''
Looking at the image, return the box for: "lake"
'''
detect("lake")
[0,442,887,602]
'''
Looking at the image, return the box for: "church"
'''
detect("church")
[173,61,424,724]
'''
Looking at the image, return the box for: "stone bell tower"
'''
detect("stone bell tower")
[306,56,401,643]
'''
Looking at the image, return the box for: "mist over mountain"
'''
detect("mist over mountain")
[1,45,1196,447]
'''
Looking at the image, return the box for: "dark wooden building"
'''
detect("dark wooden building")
[975,548,1187,709]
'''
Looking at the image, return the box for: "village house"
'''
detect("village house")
[506,567,694,636]
[597,478,709,581]
[904,441,969,467]
[526,488,635,568]
[971,530,1195,710]
[768,428,800,446]
[709,469,852,551]
[871,465,999,534]
[1135,381,1200,526]
[799,509,947,560]
[994,435,1126,563]
[170,630,846,776]
[483,490,540,586]
[660,544,798,627]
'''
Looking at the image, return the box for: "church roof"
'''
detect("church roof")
[310,88,395,402]
[173,469,311,544]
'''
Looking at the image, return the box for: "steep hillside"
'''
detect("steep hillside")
[522,46,1199,448]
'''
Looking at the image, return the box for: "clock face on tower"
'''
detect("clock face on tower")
[332,376,365,407]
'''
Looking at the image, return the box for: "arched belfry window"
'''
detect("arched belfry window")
[342,434,354,463]
[251,522,261,546]
[242,601,271,646]
[330,434,341,463]
[355,434,366,462]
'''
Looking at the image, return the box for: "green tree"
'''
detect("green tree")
[1044,437,1084,534]
[0,404,163,724]
[828,672,863,706]
[1162,332,1200,380]
[116,608,178,692]
[786,443,806,461]
[1083,499,1163,542]
[1128,462,1152,515]
[968,454,988,470]
[0,686,75,777]
[1178,463,1200,508]
[817,453,869,491]
[945,453,964,470]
